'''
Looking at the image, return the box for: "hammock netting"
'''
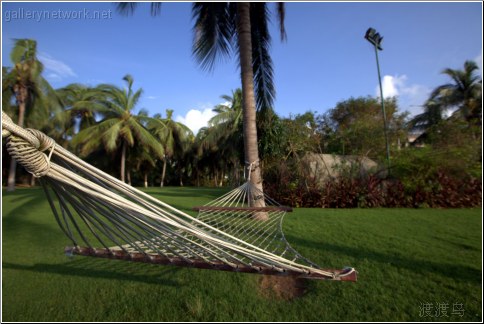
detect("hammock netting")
[2,111,356,281]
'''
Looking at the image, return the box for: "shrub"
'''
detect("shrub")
[264,158,481,208]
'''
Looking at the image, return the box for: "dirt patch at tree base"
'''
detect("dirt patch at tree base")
[258,275,309,300]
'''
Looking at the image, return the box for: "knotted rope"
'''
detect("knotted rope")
[5,129,55,178]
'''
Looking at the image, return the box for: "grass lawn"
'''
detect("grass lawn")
[2,187,482,322]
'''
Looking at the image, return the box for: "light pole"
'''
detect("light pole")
[365,27,391,171]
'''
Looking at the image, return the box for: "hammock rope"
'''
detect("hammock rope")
[2,111,357,281]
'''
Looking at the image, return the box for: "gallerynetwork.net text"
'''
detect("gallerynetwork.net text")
[4,8,113,22]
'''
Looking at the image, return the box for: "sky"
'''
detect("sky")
[2,1,482,134]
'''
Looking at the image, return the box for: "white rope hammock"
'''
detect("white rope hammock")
[2,111,356,281]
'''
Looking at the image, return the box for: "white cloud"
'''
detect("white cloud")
[376,75,406,98]
[175,107,216,135]
[146,96,157,100]
[38,52,77,81]
[376,74,431,116]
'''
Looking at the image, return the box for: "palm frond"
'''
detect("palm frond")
[276,2,287,41]
[250,3,275,112]
[103,120,123,151]
[115,2,162,16]
[192,2,236,71]
[128,88,143,111]
[115,2,139,16]
[128,117,165,157]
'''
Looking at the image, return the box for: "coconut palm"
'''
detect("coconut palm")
[408,60,482,135]
[149,109,193,187]
[3,39,61,191]
[200,89,244,184]
[116,2,286,205]
[73,74,164,182]
[407,100,445,131]
[56,83,109,137]
[430,60,482,124]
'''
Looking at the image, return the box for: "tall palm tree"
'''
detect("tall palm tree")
[149,109,193,187]
[116,2,286,205]
[200,89,244,184]
[408,60,482,136]
[73,74,164,182]
[3,39,60,191]
[430,60,482,124]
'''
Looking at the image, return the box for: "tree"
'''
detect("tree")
[408,60,482,143]
[56,83,108,137]
[429,60,482,124]
[149,110,193,187]
[324,96,408,161]
[3,39,61,191]
[407,99,445,131]
[281,111,322,160]
[116,3,286,210]
[73,74,163,182]
[201,89,244,185]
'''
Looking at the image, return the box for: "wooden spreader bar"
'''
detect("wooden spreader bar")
[65,246,357,281]
[192,206,293,212]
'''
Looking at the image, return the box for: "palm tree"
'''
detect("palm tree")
[408,60,482,142]
[3,39,60,191]
[407,100,445,131]
[73,74,164,182]
[209,89,243,134]
[56,83,108,137]
[201,89,244,184]
[149,110,193,187]
[116,3,286,208]
[429,60,482,124]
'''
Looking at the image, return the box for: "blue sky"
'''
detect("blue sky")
[2,1,482,134]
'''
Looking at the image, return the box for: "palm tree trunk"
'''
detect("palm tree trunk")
[144,172,148,188]
[121,141,127,182]
[179,165,184,187]
[236,3,267,218]
[160,157,167,187]
[7,86,28,192]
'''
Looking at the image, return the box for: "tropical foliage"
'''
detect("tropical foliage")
[117,2,287,203]
[409,60,482,131]
[72,75,163,183]
[2,38,481,208]
[2,39,62,191]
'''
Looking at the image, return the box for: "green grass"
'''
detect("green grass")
[2,187,482,322]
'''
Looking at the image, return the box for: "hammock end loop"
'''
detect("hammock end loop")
[5,131,55,178]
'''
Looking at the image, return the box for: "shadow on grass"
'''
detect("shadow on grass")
[285,235,482,285]
[3,189,47,218]
[3,257,181,286]
[143,187,230,199]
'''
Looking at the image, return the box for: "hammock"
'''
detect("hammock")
[2,111,357,281]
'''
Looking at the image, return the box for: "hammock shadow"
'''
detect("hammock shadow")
[3,195,62,247]
[2,189,47,219]
[143,187,230,200]
[284,235,481,285]
[3,257,181,286]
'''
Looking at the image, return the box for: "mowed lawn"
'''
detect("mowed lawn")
[2,187,482,322]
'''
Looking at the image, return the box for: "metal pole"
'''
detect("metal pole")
[373,44,391,171]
